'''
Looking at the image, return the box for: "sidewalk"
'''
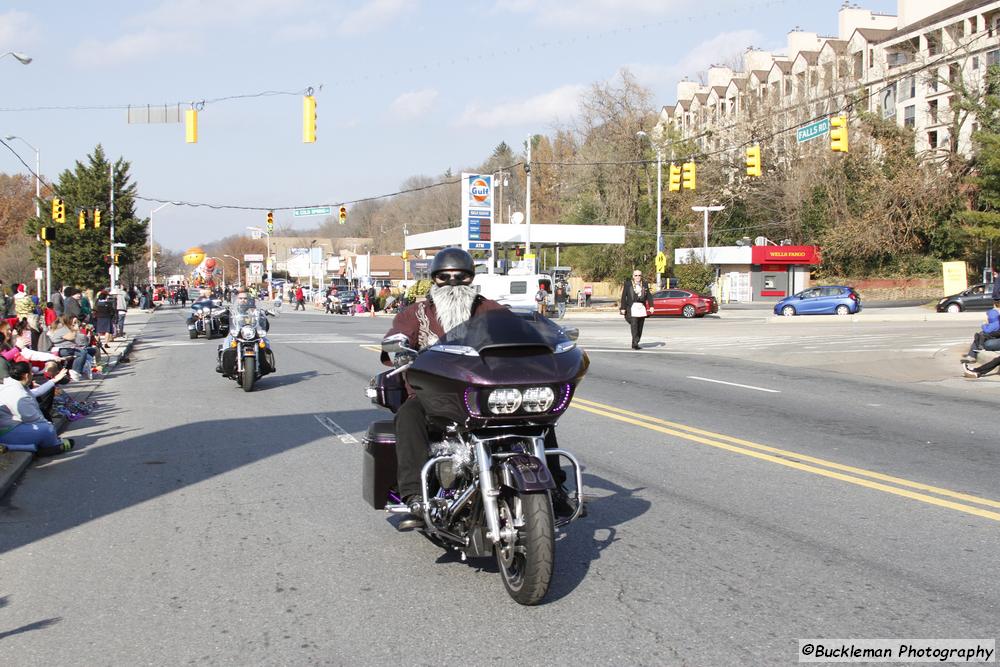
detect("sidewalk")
[0,308,155,499]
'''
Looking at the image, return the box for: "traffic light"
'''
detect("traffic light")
[339,206,347,225]
[266,210,274,233]
[515,247,525,258]
[40,227,55,245]
[668,164,681,192]
[78,209,86,230]
[51,197,66,223]
[401,250,409,261]
[745,144,762,177]
[830,115,848,153]
[185,108,198,143]
[93,208,101,228]
[103,253,113,265]
[682,162,697,191]
[302,95,317,143]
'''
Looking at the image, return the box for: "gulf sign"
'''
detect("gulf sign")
[467,175,492,207]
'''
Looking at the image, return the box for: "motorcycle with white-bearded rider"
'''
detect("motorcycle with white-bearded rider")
[215,289,277,392]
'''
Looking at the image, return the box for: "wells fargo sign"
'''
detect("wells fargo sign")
[751,245,821,265]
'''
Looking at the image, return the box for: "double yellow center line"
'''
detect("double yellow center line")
[572,397,1000,523]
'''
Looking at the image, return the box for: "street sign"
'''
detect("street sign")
[796,118,830,143]
[293,206,332,217]
[655,252,667,273]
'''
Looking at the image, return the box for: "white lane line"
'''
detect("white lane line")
[584,347,706,355]
[314,415,359,444]
[686,376,781,393]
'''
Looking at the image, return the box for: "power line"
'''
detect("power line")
[0,87,313,114]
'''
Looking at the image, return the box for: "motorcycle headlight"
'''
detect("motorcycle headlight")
[522,386,555,413]
[240,325,256,339]
[487,388,522,414]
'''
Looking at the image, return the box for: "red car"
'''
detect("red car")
[647,289,718,318]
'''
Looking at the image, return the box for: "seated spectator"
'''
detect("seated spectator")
[48,315,95,381]
[0,361,73,456]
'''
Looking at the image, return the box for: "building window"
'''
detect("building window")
[989,49,1000,66]
[928,130,938,148]
[970,16,978,34]
[853,52,864,78]
[928,99,939,124]
[900,76,916,101]
[949,63,961,84]
[974,55,980,70]
[928,75,939,93]
[887,51,911,68]
[904,105,915,128]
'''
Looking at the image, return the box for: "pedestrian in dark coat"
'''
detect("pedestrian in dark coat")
[619,270,653,350]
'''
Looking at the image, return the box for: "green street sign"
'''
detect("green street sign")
[293,206,332,217]
[796,119,830,143]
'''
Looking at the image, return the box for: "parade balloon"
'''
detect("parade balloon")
[183,247,205,266]
[204,257,217,270]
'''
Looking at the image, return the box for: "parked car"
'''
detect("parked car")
[332,289,359,314]
[774,286,862,316]
[936,283,995,313]
[647,290,719,318]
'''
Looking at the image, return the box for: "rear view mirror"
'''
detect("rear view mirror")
[382,333,415,355]
[561,326,580,341]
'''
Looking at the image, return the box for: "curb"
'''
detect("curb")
[0,333,139,501]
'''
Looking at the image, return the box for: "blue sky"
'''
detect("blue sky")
[1,0,897,251]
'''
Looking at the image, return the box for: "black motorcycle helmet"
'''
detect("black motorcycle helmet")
[430,247,475,286]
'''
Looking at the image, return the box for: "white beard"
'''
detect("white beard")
[431,284,477,335]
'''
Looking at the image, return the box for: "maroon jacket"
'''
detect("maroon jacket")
[380,294,506,367]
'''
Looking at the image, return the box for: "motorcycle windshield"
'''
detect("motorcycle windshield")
[231,307,264,328]
[437,309,568,353]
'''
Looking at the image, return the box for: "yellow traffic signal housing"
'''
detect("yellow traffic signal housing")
[93,208,101,228]
[746,144,762,177]
[401,249,409,260]
[339,206,347,224]
[185,108,198,143]
[668,164,682,192]
[78,209,86,230]
[40,226,55,245]
[266,210,274,233]
[830,115,849,153]
[682,162,697,191]
[51,197,66,223]
[302,95,317,143]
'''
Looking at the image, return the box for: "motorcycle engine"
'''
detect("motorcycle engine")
[430,437,473,490]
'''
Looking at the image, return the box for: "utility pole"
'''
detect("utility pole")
[525,136,532,270]
[109,163,116,291]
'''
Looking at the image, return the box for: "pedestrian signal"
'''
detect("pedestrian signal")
[40,227,56,244]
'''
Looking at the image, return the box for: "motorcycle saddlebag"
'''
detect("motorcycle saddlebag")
[260,348,276,374]
[362,420,398,510]
[221,347,237,376]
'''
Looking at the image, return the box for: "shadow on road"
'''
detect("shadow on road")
[0,410,376,556]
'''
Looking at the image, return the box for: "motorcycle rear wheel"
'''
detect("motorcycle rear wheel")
[241,358,256,392]
[495,490,554,605]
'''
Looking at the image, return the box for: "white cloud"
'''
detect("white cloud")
[339,0,416,36]
[73,29,201,68]
[131,0,305,29]
[274,22,329,42]
[456,84,586,129]
[670,29,764,78]
[0,10,38,46]
[495,0,690,28]
[388,88,438,120]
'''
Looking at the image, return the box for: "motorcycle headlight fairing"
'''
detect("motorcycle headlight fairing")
[240,325,256,340]
[521,387,555,413]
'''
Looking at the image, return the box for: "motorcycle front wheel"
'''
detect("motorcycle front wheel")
[495,490,554,605]
[241,357,256,392]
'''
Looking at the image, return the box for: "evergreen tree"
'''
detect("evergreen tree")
[26,145,147,291]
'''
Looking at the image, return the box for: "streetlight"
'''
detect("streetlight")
[308,239,318,293]
[149,202,172,286]
[691,205,725,263]
[246,226,273,299]
[223,255,241,288]
[637,130,664,289]
[5,135,48,297]
[2,52,32,65]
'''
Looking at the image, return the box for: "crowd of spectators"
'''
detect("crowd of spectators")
[0,280,140,457]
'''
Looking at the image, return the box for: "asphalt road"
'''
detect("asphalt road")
[1,305,998,666]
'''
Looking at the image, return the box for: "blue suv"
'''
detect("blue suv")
[774,286,862,316]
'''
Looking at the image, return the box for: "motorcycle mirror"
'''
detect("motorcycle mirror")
[382,333,414,355]
[561,326,580,342]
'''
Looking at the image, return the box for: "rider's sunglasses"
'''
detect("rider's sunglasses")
[434,271,472,284]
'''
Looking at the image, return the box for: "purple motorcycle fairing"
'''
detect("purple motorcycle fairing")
[403,310,589,426]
